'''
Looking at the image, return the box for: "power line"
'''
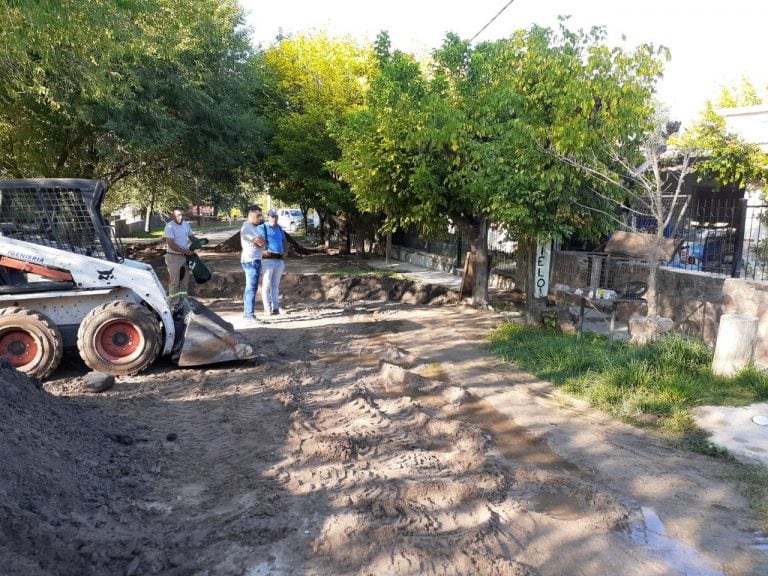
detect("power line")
[469,0,516,43]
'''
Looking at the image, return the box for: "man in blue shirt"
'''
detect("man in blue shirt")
[256,209,286,316]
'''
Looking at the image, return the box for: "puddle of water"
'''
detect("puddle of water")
[630,506,725,576]
[449,395,580,473]
[527,491,587,520]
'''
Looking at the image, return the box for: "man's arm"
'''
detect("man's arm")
[166,237,192,256]
[254,227,266,248]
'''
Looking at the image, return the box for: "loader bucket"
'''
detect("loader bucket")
[173,298,255,367]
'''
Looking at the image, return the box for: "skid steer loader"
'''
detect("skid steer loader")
[0,178,254,380]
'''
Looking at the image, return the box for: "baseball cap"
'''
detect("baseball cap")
[267,209,278,217]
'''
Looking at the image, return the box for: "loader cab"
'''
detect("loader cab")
[0,179,121,264]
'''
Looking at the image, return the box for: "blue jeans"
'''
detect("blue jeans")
[261,259,285,313]
[241,260,262,317]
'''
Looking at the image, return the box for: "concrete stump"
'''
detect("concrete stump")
[712,314,758,377]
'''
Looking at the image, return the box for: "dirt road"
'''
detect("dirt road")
[1,251,766,575]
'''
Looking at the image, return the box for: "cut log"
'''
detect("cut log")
[711,314,758,377]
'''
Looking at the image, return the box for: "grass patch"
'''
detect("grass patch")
[488,324,764,431]
[325,264,404,279]
[487,323,768,522]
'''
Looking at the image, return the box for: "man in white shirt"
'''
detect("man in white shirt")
[164,207,200,308]
[239,205,264,323]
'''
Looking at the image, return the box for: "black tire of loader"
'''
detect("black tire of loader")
[77,301,161,376]
[0,307,63,380]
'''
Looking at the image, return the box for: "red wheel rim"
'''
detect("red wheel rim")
[0,330,39,368]
[94,320,144,363]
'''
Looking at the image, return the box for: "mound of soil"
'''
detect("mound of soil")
[0,361,154,575]
[191,272,458,306]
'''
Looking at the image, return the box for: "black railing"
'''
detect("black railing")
[740,202,768,281]
[666,198,768,281]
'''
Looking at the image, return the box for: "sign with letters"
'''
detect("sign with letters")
[534,240,551,299]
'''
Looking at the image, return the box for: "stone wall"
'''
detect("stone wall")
[551,251,768,364]
[655,268,725,344]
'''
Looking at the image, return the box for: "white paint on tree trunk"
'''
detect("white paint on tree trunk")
[534,240,551,299]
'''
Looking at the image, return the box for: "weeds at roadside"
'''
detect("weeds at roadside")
[487,322,768,523]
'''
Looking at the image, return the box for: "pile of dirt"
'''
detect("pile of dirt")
[0,361,154,575]
[121,241,165,265]
[216,229,319,256]
[190,272,459,306]
[2,294,766,574]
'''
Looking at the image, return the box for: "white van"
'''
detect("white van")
[276,208,304,232]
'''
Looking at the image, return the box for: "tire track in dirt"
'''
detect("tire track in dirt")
[262,331,537,575]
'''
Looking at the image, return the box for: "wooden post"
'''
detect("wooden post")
[712,314,758,377]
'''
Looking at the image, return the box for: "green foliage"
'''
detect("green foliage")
[672,101,768,190]
[715,77,764,108]
[541,311,560,331]
[0,0,268,208]
[335,23,667,305]
[261,32,376,220]
[487,325,767,441]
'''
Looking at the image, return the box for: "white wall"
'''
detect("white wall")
[722,105,768,152]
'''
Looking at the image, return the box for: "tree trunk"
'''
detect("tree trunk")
[385,231,392,264]
[354,223,365,259]
[712,314,758,377]
[144,193,155,233]
[344,221,351,254]
[471,216,490,308]
[643,231,664,339]
[515,245,527,294]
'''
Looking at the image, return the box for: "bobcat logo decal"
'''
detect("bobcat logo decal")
[97,268,115,281]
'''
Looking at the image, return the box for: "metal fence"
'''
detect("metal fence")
[391,198,768,283]
[665,198,768,281]
[393,227,518,273]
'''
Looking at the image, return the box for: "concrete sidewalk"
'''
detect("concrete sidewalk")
[366,258,462,291]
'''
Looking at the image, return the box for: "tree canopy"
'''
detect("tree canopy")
[260,32,375,233]
[0,0,269,213]
[336,23,668,306]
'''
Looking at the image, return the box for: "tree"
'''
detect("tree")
[553,96,768,341]
[337,24,667,310]
[554,111,694,337]
[673,101,768,191]
[715,77,764,108]
[261,32,375,243]
[0,0,268,206]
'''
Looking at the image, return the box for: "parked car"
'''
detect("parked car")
[276,208,304,232]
